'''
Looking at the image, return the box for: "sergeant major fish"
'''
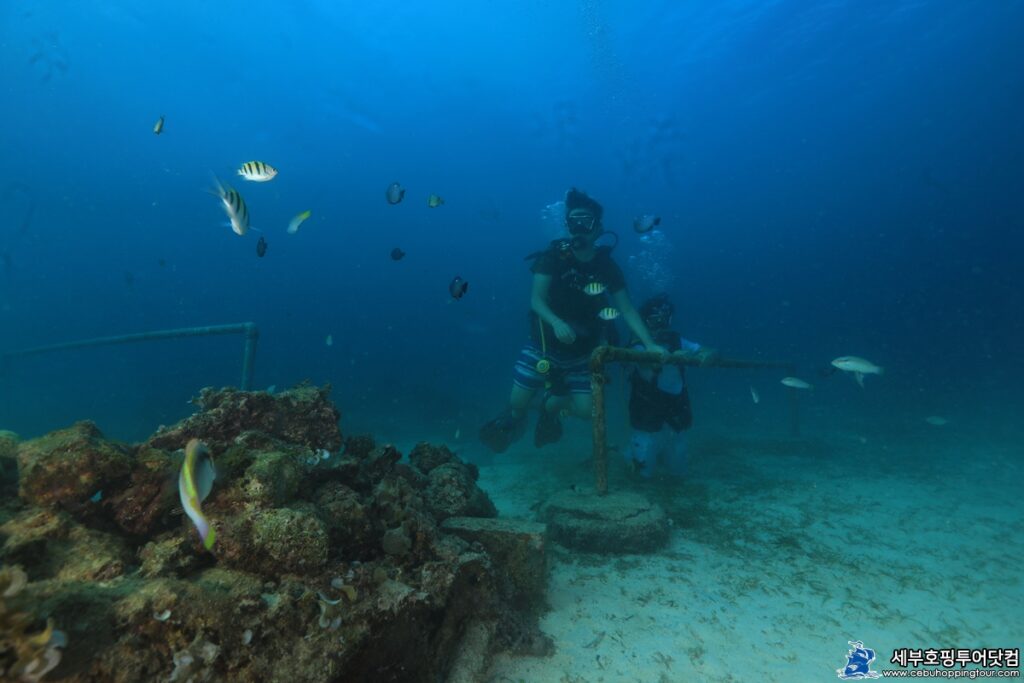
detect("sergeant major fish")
[238,160,278,182]
[211,177,250,236]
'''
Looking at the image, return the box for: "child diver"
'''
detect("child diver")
[626,293,716,479]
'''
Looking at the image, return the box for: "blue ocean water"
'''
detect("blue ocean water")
[1,2,1022,677]
[2,2,1020,443]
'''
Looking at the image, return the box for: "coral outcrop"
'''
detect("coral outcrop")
[16,422,132,509]
[147,384,342,453]
[0,430,19,499]
[0,385,548,681]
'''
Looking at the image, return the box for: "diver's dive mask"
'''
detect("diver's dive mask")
[644,305,673,331]
[567,212,599,236]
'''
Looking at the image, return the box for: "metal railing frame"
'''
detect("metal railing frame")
[589,346,798,495]
[1,322,259,390]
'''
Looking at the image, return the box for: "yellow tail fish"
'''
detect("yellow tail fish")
[179,439,217,550]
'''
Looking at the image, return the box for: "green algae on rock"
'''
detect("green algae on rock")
[241,451,302,506]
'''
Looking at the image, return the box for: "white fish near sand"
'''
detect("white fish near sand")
[924,416,948,427]
[750,386,760,404]
[831,356,884,388]
[781,377,812,390]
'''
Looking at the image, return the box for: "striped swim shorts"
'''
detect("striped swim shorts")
[512,343,592,394]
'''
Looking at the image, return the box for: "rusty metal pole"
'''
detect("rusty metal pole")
[590,346,610,495]
[1,323,260,389]
[788,387,800,437]
[240,323,259,391]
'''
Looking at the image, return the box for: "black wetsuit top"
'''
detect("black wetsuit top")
[628,329,694,433]
[529,244,626,357]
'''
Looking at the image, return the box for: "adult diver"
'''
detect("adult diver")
[479,187,667,453]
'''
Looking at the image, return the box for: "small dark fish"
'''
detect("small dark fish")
[633,214,661,234]
[449,276,468,300]
[124,271,135,287]
[390,247,405,261]
[256,236,267,257]
[386,182,405,205]
[158,258,167,268]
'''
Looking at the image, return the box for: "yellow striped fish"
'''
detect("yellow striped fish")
[237,160,278,182]
[178,439,217,551]
[584,282,606,296]
[211,177,250,236]
[598,307,620,320]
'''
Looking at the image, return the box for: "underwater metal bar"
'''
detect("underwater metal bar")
[1,323,259,390]
[589,346,798,495]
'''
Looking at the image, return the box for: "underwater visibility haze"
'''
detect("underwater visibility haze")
[0,1,1021,681]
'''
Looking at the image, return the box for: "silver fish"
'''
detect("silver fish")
[831,356,883,388]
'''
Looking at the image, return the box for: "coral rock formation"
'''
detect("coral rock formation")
[0,385,547,681]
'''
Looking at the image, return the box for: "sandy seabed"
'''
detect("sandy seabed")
[418,423,1024,683]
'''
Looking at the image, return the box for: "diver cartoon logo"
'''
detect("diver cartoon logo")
[836,640,882,679]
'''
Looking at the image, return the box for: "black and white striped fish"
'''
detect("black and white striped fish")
[211,178,250,236]
[237,160,277,182]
